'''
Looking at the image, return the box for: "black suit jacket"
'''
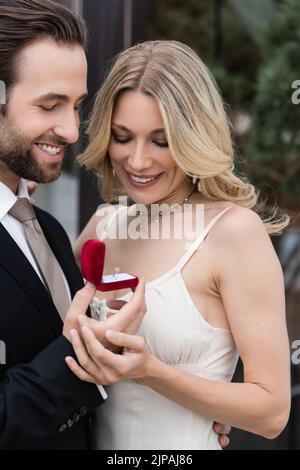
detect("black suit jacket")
[0,206,103,449]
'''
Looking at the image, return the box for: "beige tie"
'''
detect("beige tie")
[9,198,70,322]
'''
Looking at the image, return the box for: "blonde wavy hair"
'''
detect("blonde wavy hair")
[78,40,289,235]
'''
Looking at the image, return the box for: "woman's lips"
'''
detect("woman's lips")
[125,171,164,189]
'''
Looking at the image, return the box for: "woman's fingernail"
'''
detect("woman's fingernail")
[106,330,117,340]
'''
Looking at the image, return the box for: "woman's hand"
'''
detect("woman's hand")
[63,278,146,352]
[65,327,154,385]
[66,318,232,448]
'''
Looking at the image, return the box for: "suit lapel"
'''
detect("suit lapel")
[0,223,63,334]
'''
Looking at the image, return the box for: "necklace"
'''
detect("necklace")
[136,186,196,230]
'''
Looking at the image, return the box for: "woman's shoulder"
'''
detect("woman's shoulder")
[215,204,264,230]
[199,203,278,290]
[207,203,271,256]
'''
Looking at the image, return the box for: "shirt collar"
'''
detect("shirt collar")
[0,179,31,223]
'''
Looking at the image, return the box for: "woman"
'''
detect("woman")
[71,40,291,450]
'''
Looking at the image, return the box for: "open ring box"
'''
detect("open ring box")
[81,239,139,292]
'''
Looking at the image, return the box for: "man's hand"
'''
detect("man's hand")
[63,282,96,341]
[213,422,231,448]
[26,180,38,204]
[26,181,38,196]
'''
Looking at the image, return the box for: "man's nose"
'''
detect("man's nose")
[53,112,79,144]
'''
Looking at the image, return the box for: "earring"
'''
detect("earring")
[197,179,201,193]
[112,168,116,177]
[191,175,201,192]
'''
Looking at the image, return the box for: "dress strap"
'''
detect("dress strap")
[176,206,234,271]
[100,205,127,240]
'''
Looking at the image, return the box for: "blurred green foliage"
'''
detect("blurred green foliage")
[146,0,260,106]
[246,0,300,210]
[146,0,300,212]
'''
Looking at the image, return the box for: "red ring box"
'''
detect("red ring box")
[81,239,139,292]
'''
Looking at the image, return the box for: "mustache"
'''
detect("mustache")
[35,136,68,147]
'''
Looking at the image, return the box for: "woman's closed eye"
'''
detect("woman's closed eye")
[112,133,168,148]
[153,140,168,148]
[112,134,132,144]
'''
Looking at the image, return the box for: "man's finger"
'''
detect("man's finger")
[65,356,97,383]
[105,330,145,351]
[219,435,230,448]
[69,329,102,379]
[70,329,93,371]
[213,422,231,435]
[221,424,231,436]
[68,283,96,318]
[80,325,107,361]
[78,314,100,330]
[26,181,38,196]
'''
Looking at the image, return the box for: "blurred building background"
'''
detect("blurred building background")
[34,0,300,449]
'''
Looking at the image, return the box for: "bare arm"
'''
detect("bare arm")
[139,208,291,438]
[70,207,290,439]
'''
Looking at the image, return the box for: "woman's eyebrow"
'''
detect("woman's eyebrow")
[112,123,165,134]
[112,124,130,132]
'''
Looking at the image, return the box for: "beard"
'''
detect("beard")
[0,118,64,184]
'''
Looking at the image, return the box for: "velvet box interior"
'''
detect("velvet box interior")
[81,239,139,292]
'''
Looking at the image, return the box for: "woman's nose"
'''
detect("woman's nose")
[127,143,152,172]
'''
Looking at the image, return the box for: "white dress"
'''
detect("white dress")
[91,206,239,450]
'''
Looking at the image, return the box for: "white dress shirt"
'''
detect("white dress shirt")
[0,179,107,400]
[0,179,72,299]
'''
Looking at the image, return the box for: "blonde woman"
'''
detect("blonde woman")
[69,40,291,450]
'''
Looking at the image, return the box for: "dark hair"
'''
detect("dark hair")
[0,0,87,93]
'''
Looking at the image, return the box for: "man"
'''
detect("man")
[0,0,150,450]
[0,0,230,449]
